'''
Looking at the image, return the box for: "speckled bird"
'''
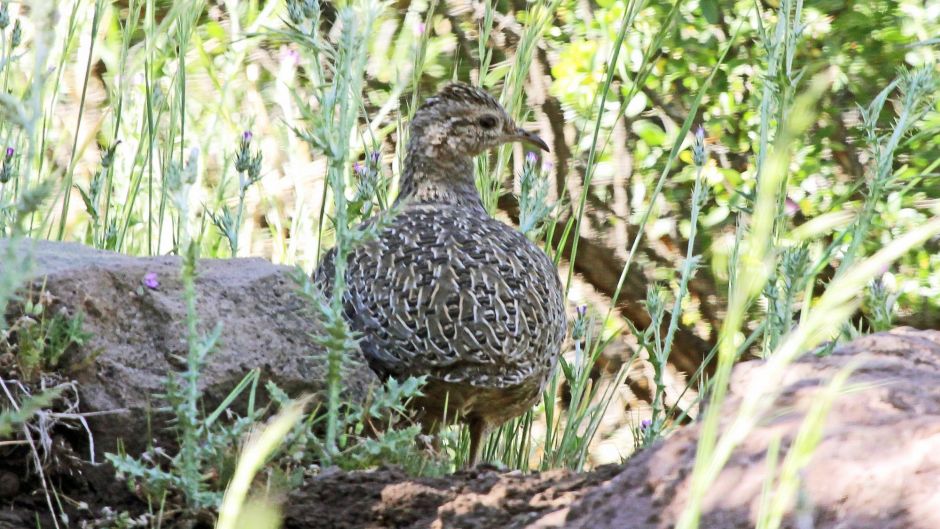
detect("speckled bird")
[316,82,566,465]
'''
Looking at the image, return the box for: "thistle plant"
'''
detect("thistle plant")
[862,277,899,332]
[839,66,937,274]
[636,126,710,443]
[0,146,13,184]
[286,0,380,464]
[163,148,200,253]
[537,304,628,470]
[211,131,264,256]
[105,237,271,512]
[0,2,8,33]
[76,142,121,249]
[518,152,555,240]
[348,150,389,225]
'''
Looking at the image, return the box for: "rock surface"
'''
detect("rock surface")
[285,327,940,529]
[0,239,377,456]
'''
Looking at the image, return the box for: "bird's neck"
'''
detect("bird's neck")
[396,139,484,210]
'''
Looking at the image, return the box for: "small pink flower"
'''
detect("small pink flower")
[784,198,800,217]
[143,272,159,290]
[4,147,12,159]
[279,47,300,67]
[542,161,554,173]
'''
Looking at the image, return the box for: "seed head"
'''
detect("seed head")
[692,126,707,167]
[0,3,9,31]
[11,19,21,49]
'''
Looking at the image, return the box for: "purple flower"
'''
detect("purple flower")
[369,151,381,164]
[280,47,300,67]
[784,197,800,217]
[641,419,652,430]
[353,162,364,175]
[576,305,587,318]
[415,22,426,36]
[542,161,554,173]
[526,151,538,165]
[143,272,159,290]
[242,131,253,143]
[695,125,705,143]
[4,147,12,159]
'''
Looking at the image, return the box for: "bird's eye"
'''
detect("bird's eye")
[478,115,498,129]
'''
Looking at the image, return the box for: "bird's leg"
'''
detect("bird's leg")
[467,416,488,467]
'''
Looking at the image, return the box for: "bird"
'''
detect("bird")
[315,82,567,466]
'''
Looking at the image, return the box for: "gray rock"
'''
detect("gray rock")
[0,239,377,457]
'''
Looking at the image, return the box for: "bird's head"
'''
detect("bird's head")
[408,82,549,157]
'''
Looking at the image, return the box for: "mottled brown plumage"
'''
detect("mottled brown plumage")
[316,82,566,465]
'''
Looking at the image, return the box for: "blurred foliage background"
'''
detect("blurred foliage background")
[0,0,938,465]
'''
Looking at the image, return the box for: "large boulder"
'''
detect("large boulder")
[284,328,940,529]
[563,326,940,529]
[0,239,377,457]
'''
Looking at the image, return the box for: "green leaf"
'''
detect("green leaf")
[701,0,720,24]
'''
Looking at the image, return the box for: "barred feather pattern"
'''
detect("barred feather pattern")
[316,204,565,420]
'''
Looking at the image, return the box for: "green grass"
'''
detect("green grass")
[0,0,937,526]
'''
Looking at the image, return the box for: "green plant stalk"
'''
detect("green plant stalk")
[407,0,438,120]
[116,83,161,253]
[57,0,106,240]
[480,0,562,214]
[754,434,782,529]
[839,68,936,274]
[599,15,745,314]
[655,164,707,420]
[539,316,626,470]
[179,242,202,505]
[477,0,495,83]
[316,3,379,462]
[144,0,156,254]
[760,364,855,529]
[216,396,310,529]
[676,72,831,529]
[753,0,791,186]
[594,0,684,159]
[560,0,638,280]
[100,0,142,249]
[34,0,82,207]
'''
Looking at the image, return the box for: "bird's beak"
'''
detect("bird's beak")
[512,128,550,152]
